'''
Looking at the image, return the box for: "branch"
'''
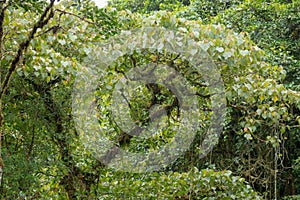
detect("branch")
[195,92,211,98]
[55,8,99,26]
[35,25,62,37]
[289,125,300,128]
[0,0,11,59]
[0,0,56,98]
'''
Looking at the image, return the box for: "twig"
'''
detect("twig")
[55,8,99,26]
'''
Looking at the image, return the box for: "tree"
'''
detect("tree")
[0,0,118,198]
[0,0,299,199]
[0,0,56,188]
[210,0,300,197]
[106,0,300,198]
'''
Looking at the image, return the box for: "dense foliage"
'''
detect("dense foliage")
[0,0,299,199]
[213,0,300,90]
[107,0,191,14]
